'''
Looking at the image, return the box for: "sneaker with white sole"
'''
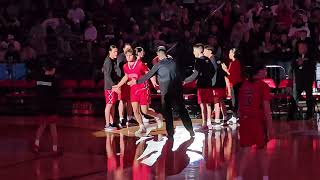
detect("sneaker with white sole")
[135,127,147,137]
[195,125,209,132]
[104,126,116,132]
[227,116,237,124]
[213,124,222,130]
[142,116,150,123]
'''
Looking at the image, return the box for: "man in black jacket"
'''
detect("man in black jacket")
[290,41,316,120]
[184,43,215,132]
[128,46,195,139]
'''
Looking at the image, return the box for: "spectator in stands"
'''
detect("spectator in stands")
[247,1,263,29]
[21,42,37,62]
[29,20,47,56]
[7,34,21,52]
[288,11,310,39]
[5,43,20,63]
[290,41,316,120]
[275,0,293,29]
[56,18,72,58]
[259,31,275,64]
[67,0,85,32]
[0,42,7,62]
[84,21,97,62]
[276,32,293,73]
[230,21,245,48]
[42,11,60,33]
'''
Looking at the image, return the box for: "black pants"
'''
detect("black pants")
[292,82,314,118]
[231,83,242,115]
[161,90,194,137]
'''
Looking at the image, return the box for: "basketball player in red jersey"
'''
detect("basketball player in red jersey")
[113,48,163,136]
[238,63,274,148]
[135,47,159,123]
[237,63,273,180]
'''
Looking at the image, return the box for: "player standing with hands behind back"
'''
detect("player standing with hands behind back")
[238,63,274,148]
[237,63,274,180]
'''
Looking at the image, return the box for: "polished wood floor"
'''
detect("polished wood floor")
[1,116,320,180]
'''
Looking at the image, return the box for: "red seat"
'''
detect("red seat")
[0,80,13,88]
[183,94,197,100]
[262,78,276,89]
[271,94,293,100]
[60,80,78,89]
[12,80,36,89]
[278,79,293,88]
[79,80,95,89]
[6,92,36,98]
[183,81,196,90]
[96,80,104,89]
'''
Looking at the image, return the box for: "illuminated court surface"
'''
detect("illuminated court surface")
[1,116,320,180]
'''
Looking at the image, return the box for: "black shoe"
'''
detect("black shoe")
[110,123,122,130]
[167,135,174,140]
[189,130,195,137]
[120,119,127,127]
[127,119,138,125]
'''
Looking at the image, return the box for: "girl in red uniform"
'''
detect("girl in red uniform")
[238,63,273,147]
[113,48,163,136]
[237,63,274,180]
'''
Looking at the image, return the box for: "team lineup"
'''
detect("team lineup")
[102,43,273,147]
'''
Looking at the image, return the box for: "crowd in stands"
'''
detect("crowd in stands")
[0,0,320,80]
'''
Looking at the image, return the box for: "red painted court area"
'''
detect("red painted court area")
[1,116,320,180]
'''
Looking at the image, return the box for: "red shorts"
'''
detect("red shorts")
[104,90,118,104]
[239,115,267,147]
[118,84,130,101]
[212,88,226,98]
[130,88,150,105]
[197,88,214,104]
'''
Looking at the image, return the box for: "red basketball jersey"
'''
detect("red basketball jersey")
[123,60,149,91]
[238,79,270,116]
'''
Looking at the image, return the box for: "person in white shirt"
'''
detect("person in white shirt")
[84,21,97,62]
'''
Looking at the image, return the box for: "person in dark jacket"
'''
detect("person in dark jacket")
[204,45,228,127]
[184,43,215,132]
[128,46,195,139]
[290,41,316,120]
[33,60,62,156]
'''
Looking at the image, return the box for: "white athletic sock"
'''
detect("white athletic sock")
[53,145,58,152]
[35,139,40,146]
